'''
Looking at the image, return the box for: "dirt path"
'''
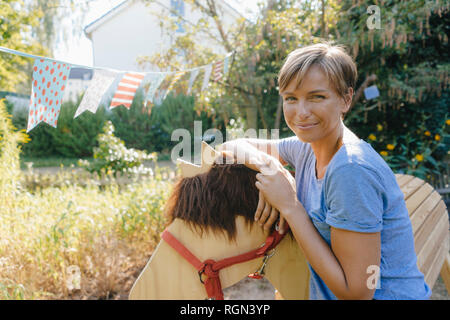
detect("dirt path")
[222,274,449,300]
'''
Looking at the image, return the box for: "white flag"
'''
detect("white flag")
[187,68,200,95]
[145,73,166,105]
[74,69,117,118]
[201,64,212,92]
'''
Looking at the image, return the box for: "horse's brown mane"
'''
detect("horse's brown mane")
[165,155,271,241]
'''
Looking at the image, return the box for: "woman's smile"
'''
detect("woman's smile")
[295,122,320,130]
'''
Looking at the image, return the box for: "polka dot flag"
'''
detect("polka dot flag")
[27,59,71,132]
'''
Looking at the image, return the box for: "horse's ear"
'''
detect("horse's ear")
[177,142,220,178]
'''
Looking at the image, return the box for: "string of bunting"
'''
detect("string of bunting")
[0,46,233,132]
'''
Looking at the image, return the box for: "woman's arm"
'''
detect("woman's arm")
[219,138,288,169]
[284,201,380,300]
[255,166,381,300]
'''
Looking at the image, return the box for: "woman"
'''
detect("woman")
[219,43,431,300]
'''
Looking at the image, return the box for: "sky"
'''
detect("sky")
[53,0,260,67]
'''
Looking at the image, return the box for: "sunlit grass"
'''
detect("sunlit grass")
[20,156,92,169]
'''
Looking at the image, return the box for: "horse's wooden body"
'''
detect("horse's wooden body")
[129,217,309,299]
[129,142,309,300]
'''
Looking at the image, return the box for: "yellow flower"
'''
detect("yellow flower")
[415,154,424,162]
[380,151,388,156]
[387,144,395,150]
[446,119,450,125]
[435,134,441,141]
[377,124,383,131]
[368,134,376,141]
[424,131,431,136]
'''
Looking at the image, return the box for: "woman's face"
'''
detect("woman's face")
[281,65,352,144]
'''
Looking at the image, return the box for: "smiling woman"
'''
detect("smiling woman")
[220,42,432,300]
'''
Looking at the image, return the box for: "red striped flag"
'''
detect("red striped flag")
[110,72,145,109]
[213,60,224,82]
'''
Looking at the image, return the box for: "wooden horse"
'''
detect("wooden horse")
[129,142,450,299]
[129,142,310,300]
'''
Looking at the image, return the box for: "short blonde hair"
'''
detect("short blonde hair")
[278,43,357,99]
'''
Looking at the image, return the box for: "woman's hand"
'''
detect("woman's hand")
[254,191,286,233]
[254,158,299,231]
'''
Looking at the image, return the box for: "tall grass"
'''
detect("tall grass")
[0,168,173,300]
[0,100,175,299]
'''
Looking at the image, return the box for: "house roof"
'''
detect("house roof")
[69,67,93,80]
[84,0,132,38]
[84,0,246,38]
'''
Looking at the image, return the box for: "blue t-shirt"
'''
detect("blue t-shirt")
[276,135,431,300]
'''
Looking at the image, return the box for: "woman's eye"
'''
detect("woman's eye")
[284,96,297,102]
[311,95,325,100]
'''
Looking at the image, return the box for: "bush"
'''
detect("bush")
[78,120,156,178]
[14,96,106,158]
[12,89,220,160]
[110,90,218,154]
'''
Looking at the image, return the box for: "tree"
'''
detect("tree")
[0,0,47,91]
[1,0,91,93]
[140,0,324,132]
[331,0,449,179]
[141,0,449,179]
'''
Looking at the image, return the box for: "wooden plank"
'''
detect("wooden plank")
[425,238,449,289]
[410,191,443,234]
[395,174,414,188]
[440,252,450,295]
[416,213,449,273]
[405,183,434,217]
[414,200,447,253]
[401,177,426,200]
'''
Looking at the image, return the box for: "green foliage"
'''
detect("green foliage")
[149,0,449,180]
[150,92,218,149]
[14,97,106,158]
[48,97,106,158]
[108,90,165,152]
[333,0,450,179]
[0,0,48,92]
[109,90,217,153]
[0,99,29,204]
[78,120,156,178]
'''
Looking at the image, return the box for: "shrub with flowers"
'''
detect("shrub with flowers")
[78,121,157,178]
[358,111,449,181]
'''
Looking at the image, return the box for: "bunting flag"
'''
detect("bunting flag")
[187,68,200,95]
[27,59,71,132]
[110,72,145,109]
[144,73,166,105]
[164,71,185,99]
[223,54,230,77]
[74,69,118,118]
[201,64,213,92]
[213,60,224,82]
[0,46,234,131]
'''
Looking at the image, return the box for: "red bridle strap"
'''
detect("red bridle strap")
[161,228,286,300]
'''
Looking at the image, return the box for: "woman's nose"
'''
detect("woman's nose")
[295,100,312,119]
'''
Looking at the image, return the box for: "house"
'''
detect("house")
[63,68,94,102]
[83,0,245,72]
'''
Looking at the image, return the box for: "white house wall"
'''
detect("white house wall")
[88,0,241,72]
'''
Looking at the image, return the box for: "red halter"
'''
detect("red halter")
[161,228,286,300]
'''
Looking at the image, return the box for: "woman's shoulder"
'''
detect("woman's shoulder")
[326,140,393,191]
